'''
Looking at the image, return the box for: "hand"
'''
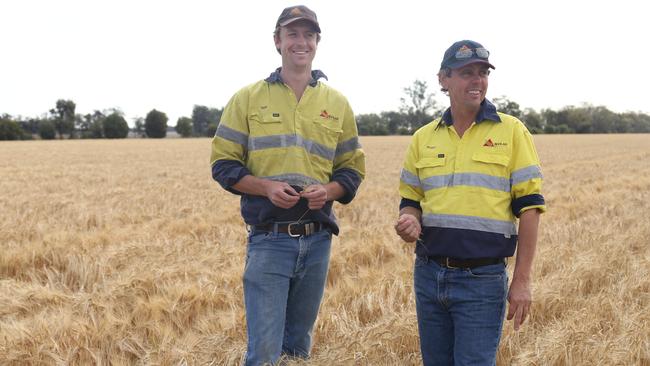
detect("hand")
[507,277,532,331]
[394,214,421,242]
[300,184,328,210]
[265,181,300,209]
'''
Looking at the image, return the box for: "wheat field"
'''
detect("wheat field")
[1,134,649,365]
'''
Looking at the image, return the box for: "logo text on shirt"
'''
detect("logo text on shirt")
[320,110,339,121]
[483,139,507,147]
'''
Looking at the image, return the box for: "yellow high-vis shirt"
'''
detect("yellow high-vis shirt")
[210,70,365,233]
[399,102,545,258]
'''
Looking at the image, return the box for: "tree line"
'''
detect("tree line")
[0,100,223,141]
[2,81,650,140]
[355,80,650,135]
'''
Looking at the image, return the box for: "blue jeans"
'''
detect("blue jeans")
[414,256,508,366]
[242,229,332,366]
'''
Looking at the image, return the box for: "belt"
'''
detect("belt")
[422,255,505,269]
[252,222,325,237]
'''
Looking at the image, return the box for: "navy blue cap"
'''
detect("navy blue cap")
[441,40,495,70]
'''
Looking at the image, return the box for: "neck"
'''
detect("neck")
[449,103,479,137]
[280,65,313,101]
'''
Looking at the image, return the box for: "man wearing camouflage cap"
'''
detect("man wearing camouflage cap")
[210,5,365,365]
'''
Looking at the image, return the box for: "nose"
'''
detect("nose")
[295,33,308,45]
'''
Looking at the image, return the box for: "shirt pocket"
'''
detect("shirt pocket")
[471,152,510,179]
[415,156,446,170]
[248,112,288,154]
[414,156,447,191]
[310,118,342,156]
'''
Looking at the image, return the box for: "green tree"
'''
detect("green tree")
[133,117,145,137]
[145,109,168,138]
[50,99,76,138]
[79,111,105,138]
[400,79,439,131]
[381,111,409,134]
[206,122,218,137]
[175,117,193,137]
[492,96,522,119]
[356,113,388,135]
[38,120,56,139]
[0,119,23,140]
[522,108,544,134]
[192,105,224,136]
[192,105,210,136]
[585,105,617,133]
[103,113,129,138]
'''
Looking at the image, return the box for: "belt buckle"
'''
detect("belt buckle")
[287,222,302,237]
[445,257,459,269]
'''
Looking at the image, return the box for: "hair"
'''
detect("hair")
[273,26,321,55]
[437,67,452,94]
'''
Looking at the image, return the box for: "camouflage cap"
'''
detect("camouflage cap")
[276,5,321,33]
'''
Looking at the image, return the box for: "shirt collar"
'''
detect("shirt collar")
[440,98,501,126]
[264,67,328,87]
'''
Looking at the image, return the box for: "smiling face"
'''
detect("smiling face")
[274,20,319,70]
[439,63,490,111]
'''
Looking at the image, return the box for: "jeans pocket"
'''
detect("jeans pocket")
[247,231,272,244]
[468,263,506,278]
[414,255,428,268]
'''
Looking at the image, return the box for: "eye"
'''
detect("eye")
[479,69,490,77]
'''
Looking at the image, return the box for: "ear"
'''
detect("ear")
[438,72,448,89]
[273,33,282,55]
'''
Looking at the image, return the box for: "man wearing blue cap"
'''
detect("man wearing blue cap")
[395,40,546,365]
[210,4,365,366]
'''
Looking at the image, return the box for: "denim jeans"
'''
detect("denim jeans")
[413,255,508,366]
[242,229,332,366]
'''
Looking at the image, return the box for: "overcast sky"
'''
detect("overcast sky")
[2,0,648,125]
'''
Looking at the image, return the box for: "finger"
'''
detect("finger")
[283,185,299,196]
[303,190,326,200]
[396,219,415,232]
[506,303,515,320]
[521,305,530,323]
[514,306,523,331]
[277,191,299,203]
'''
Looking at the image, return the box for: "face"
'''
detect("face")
[274,20,319,69]
[440,63,490,110]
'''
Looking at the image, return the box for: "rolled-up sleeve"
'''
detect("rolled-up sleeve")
[510,122,546,217]
[332,100,365,204]
[210,89,251,194]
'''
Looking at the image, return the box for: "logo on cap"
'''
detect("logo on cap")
[290,8,302,16]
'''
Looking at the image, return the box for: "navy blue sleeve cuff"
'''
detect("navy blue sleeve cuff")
[332,168,362,204]
[400,198,422,211]
[212,160,251,195]
[511,194,545,217]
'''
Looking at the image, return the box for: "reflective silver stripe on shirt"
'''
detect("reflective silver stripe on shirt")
[511,165,543,186]
[248,134,335,161]
[262,173,323,187]
[215,124,249,147]
[335,137,361,158]
[421,173,510,192]
[400,169,421,188]
[422,213,517,236]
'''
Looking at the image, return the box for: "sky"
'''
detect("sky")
[2,0,649,126]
